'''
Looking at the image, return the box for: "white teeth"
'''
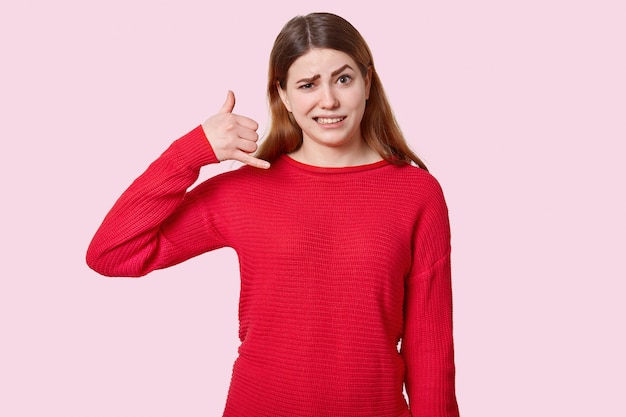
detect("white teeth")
[316,117,344,124]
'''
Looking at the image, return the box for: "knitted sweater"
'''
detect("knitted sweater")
[86,126,459,417]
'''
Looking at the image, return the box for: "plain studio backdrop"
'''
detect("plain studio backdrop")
[1,1,624,416]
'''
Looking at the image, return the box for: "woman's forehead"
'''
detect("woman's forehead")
[287,48,357,78]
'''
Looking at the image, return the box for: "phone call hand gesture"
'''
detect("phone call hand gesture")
[202,91,270,169]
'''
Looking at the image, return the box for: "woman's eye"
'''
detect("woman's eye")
[299,83,314,89]
[337,75,352,84]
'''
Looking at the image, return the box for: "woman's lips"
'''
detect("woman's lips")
[315,116,346,124]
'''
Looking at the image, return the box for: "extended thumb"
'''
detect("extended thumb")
[219,90,236,114]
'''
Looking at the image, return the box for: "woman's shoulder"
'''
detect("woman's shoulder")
[383,163,448,210]
[390,162,444,188]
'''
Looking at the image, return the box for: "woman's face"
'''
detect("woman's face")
[278,48,371,154]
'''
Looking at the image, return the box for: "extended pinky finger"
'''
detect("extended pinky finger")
[236,151,270,169]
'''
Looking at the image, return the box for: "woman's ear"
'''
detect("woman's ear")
[365,66,373,100]
[276,81,292,112]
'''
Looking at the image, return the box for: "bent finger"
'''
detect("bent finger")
[237,127,259,142]
[237,138,258,153]
[234,115,259,131]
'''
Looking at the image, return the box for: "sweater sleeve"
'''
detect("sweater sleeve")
[402,178,459,416]
[86,125,225,277]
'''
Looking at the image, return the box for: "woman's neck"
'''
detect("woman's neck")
[288,140,382,168]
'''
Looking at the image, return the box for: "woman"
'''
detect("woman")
[87,12,459,417]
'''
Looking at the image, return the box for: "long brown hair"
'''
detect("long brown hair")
[256,12,428,170]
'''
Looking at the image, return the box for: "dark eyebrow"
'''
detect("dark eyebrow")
[296,74,320,84]
[331,64,353,77]
[295,64,354,84]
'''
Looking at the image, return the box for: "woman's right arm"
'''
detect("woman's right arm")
[86,91,269,277]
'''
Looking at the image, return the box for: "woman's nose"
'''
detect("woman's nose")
[319,85,339,109]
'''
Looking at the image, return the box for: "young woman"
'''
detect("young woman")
[87,12,460,417]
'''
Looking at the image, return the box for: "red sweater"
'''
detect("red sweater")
[87,126,459,417]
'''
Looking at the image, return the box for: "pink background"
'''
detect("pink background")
[1,1,624,416]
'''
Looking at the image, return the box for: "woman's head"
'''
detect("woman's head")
[256,12,427,170]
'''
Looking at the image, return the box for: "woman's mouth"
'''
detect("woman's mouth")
[315,117,345,124]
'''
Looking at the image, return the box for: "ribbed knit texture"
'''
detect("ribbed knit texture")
[87,126,459,417]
